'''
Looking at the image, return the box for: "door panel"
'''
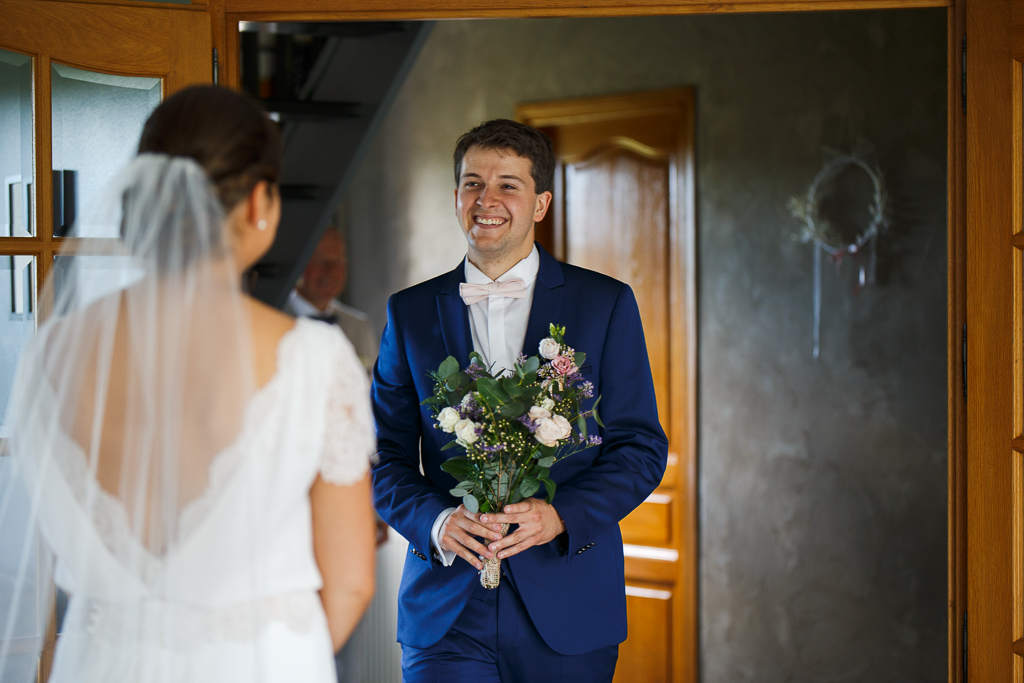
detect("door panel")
[519,88,696,683]
[967,0,1024,680]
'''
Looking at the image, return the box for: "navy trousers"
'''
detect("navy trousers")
[400,569,619,683]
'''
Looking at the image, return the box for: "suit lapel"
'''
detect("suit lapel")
[436,261,473,363]
[522,244,566,358]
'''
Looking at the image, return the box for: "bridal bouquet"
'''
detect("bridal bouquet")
[424,324,603,589]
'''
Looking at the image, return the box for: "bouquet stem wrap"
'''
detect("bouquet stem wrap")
[481,523,510,589]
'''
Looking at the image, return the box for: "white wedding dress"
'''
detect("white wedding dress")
[15,316,374,683]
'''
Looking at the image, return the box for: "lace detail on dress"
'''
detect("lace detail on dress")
[64,591,321,649]
[319,327,375,486]
[49,439,164,585]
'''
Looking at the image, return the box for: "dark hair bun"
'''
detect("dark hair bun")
[138,86,282,211]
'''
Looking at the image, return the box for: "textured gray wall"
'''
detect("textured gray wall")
[341,10,947,681]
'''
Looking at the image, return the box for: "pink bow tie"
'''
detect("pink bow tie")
[459,279,528,305]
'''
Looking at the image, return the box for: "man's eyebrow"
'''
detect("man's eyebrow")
[498,175,525,182]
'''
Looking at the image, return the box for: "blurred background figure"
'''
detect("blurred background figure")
[287,226,378,373]
[286,224,387,683]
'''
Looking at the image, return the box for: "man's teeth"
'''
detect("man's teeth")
[476,217,505,226]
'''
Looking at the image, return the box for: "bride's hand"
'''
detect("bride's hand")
[439,505,504,570]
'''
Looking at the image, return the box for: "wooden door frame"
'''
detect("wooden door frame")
[3,0,967,681]
[212,2,966,683]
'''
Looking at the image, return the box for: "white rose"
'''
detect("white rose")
[540,397,555,412]
[437,407,461,433]
[454,418,479,445]
[534,414,572,447]
[538,337,560,360]
[529,406,551,421]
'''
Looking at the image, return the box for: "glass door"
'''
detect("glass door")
[0,2,210,677]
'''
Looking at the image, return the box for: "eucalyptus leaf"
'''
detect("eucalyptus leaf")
[519,477,541,498]
[498,401,525,419]
[523,356,540,374]
[577,415,588,439]
[523,371,538,385]
[477,377,510,405]
[538,456,555,469]
[440,439,460,451]
[440,457,475,477]
[438,356,460,381]
[591,395,605,428]
[542,478,557,504]
[469,351,486,367]
[573,351,586,367]
[462,495,479,514]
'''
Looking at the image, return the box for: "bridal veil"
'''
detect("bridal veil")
[0,151,270,681]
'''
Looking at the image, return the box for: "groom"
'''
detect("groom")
[371,119,668,681]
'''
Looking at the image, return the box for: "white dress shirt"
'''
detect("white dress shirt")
[431,245,540,566]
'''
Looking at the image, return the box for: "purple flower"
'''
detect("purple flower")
[587,435,602,447]
[516,414,538,433]
[466,362,488,380]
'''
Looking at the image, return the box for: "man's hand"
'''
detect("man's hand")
[439,504,504,570]
[480,498,566,560]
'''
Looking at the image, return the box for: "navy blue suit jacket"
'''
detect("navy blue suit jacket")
[371,244,668,656]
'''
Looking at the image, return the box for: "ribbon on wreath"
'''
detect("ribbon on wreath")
[792,155,887,359]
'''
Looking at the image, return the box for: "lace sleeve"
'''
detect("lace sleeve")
[320,331,376,486]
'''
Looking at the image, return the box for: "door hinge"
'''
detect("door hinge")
[961,35,966,115]
[213,48,220,87]
[962,323,967,402]
[962,611,967,682]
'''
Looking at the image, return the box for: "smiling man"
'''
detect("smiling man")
[371,119,668,682]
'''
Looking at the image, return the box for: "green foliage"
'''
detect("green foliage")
[542,478,557,504]
[519,476,541,498]
[426,323,603,518]
[437,356,460,381]
[440,457,476,477]
[498,402,525,419]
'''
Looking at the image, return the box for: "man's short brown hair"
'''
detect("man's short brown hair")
[453,119,555,195]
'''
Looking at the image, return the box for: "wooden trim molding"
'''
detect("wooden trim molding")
[223,0,949,20]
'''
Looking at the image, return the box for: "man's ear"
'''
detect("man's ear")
[534,191,553,223]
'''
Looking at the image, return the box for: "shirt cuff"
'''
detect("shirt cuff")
[430,507,458,567]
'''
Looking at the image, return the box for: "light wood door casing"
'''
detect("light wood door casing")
[518,88,697,683]
[966,0,1024,679]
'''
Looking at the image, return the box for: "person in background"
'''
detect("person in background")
[287,224,388,683]
[287,226,378,373]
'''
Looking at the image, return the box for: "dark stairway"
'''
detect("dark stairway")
[239,21,433,308]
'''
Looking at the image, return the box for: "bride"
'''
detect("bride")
[0,86,377,682]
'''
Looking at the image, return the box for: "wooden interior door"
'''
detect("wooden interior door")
[518,88,696,683]
[0,3,210,678]
[966,0,1024,679]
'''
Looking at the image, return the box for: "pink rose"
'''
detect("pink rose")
[551,355,576,376]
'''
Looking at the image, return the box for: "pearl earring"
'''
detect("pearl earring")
[257,220,267,231]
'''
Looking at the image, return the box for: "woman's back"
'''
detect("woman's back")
[0,87,378,683]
